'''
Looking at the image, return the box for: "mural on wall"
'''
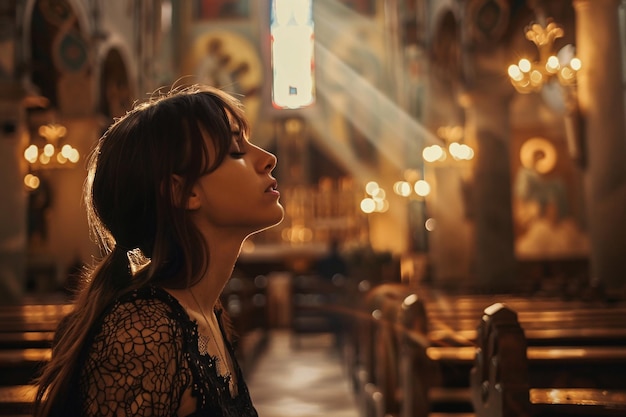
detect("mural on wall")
[185,31,263,127]
[512,136,589,258]
[99,49,132,122]
[339,0,376,15]
[192,0,249,20]
[30,0,92,116]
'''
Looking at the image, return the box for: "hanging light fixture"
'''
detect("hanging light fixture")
[24,123,79,168]
[422,126,474,163]
[23,122,80,190]
[507,20,581,93]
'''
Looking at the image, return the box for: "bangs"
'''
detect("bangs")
[178,87,250,176]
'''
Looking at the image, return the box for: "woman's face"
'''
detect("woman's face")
[189,125,284,238]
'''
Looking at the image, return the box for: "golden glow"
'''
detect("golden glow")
[518,58,532,72]
[24,123,79,169]
[24,145,38,163]
[360,197,376,213]
[560,67,575,81]
[508,65,523,81]
[414,180,431,197]
[375,199,389,213]
[281,224,313,243]
[372,188,386,202]
[425,218,436,232]
[530,69,543,85]
[38,124,67,142]
[402,293,419,307]
[24,174,40,190]
[393,181,412,197]
[362,181,389,213]
[448,142,474,161]
[43,143,54,157]
[423,145,445,162]
[545,55,560,73]
[508,21,580,93]
[365,181,379,195]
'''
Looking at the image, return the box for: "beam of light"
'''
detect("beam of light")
[315,44,442,169]
[313,0,374,40]
[312,1,442,161]
[284,0,444,225]
[305,109,378,185]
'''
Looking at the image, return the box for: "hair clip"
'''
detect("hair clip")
[126,248,151,276]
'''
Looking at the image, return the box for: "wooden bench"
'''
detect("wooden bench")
[346,283,626,417]
[422,292,626,347]
[0,348,50,386]
[0,384,37,416]
[470,302,626,416]
[0,302,72,350]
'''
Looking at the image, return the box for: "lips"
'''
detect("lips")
[265,180,278,193]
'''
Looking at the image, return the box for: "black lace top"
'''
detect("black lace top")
[69,286,258,417]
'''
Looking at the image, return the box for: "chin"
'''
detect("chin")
[247,207,285,236]
[264,208,285,230]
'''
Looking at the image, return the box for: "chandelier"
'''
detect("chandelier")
[507,20,581,93]
[24,123,80,169]
[423,126,474,163]
[23,123,80,190]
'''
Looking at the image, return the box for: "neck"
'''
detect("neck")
[188,233,244,311]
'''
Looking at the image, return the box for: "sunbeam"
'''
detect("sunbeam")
[312,1,442,168]
[315,44,442,165]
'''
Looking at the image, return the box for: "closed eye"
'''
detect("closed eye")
[230,130,246,158]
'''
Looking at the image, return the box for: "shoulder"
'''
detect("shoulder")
[95,286,192,346]
[112,286,185,316]
[80,287,193,415]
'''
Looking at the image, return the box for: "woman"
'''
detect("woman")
[34,85,284,416]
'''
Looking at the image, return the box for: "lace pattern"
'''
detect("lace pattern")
[77,286,258,417]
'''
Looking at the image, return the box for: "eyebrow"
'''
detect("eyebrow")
[231,128,249,144]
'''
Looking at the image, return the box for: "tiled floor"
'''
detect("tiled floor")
[247,330,360,417]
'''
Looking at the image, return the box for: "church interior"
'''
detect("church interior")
[1,0,626,415]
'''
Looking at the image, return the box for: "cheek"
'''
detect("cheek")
[202,181,253,217]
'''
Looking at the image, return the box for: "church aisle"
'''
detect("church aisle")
[246,330,360,417]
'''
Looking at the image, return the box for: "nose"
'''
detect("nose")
[265,151,277,172]
[257,145,277,172]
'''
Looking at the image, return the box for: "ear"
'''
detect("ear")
[171,175,201,210]
[186,185,202,210]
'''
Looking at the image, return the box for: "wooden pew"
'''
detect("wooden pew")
[470,302,626,416]
[347,283,432,417]
[0,385,36,416]
[423,292,626,347]
[349,284,626,417]
[0,303,72,349]
[0,348,50,386]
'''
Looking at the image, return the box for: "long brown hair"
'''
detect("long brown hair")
[33,85,249,415]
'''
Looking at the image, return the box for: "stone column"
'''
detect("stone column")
[0,85,28,303]
[573,0,626,291]
[461,91,517,292]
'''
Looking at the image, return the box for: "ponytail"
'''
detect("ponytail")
[33,246,139,416]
